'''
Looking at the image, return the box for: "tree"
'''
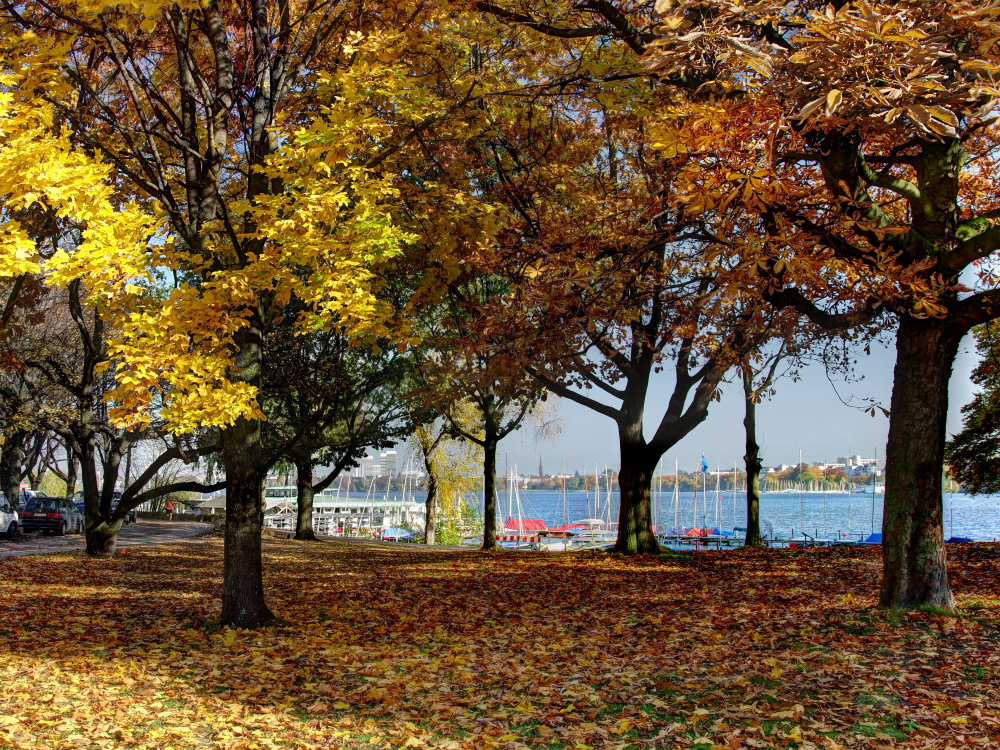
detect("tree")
[410,410,482,545]
[416,274,543,551]
[262,323,413,541]
[646,0,1000,608]
[740,342,791,549]
[737,303,841,547]
[3,0,491,626]
[445,33,771,553]
[9,282,221,554]
[946,323,1000,494]
[481,0,1000,606]
[0,27,159,520]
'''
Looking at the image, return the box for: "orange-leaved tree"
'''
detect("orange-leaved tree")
[483,0,1000,605]
[452,15,783,553]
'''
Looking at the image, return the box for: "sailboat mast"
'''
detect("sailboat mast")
[603,467,607,525]
[732,460,737,529]
[673,457,679,532]
[507,463,513,522]
[714,465,720,531]
[562,457,567,529]
[798,448,804,536]
[823,462,828,540]
[694,464,699,529]
[871,447,877,536]
[516,467,523,548]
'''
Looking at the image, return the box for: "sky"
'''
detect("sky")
[488,331,980,477]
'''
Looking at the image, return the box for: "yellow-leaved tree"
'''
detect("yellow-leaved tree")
[2,1,500,626]
[0,26,160,514]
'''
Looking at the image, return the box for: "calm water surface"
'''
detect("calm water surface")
[478,489,1000,542]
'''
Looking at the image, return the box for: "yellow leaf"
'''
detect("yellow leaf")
[826,89,842,115]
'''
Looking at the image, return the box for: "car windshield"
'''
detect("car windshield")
[26,498,61,512]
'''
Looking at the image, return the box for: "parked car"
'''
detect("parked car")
[19,489,47,505]
[19,496,85,535]
[0,492,18,537]
[71,492,137,525]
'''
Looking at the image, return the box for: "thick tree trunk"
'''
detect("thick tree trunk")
[219,318,274,629]
[880,318,960,609]
[481,437,498,550]
[424,473,438,546]
[221,428,273,627]
[294,456,316,541]
[79,434,112,556]
[0,430,25,512]
[614,453,659,553]
[613,388,660,553]
[86,518,124,557]
[742,368,765,548]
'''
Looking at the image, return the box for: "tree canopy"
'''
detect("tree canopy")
[3,0,1000,621]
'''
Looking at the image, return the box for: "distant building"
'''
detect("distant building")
[381,450,397,476]
[357,454,379,478]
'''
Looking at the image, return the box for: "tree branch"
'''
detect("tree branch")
[120,480,226,516]
[765,286,879,330]
[527,366,622,422]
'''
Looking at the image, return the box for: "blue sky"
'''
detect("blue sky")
[496,332,979,476]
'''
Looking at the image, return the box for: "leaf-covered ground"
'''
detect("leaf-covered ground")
[1,539,998,749]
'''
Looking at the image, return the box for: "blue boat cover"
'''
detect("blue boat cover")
[862,533,882,544]
[381,527,414,540]
[946,536,973,543]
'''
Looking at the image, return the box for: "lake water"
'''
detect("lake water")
[479,489,1000,542]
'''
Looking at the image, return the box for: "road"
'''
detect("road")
[0,519,211,557]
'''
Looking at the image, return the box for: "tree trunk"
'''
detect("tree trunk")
[613,390,660,553]
[742,367,765,548]
[481,437,498,550]
[0,430,25,512]
[79,433,113,556]
[294,455,317,541]
[219,318,274,629]
[880,317,960,609]
[86,518,124,557]
[66,454,79,499]
[424,472,438,546]
[614,454,659,553]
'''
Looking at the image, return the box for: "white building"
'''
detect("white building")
[357,454,379,478]
[380,450,397,476]
[256,485,425,533]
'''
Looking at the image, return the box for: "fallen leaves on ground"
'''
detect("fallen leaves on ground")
[1,539,998,749]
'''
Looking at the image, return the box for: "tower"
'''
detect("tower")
[538,456,544,478]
